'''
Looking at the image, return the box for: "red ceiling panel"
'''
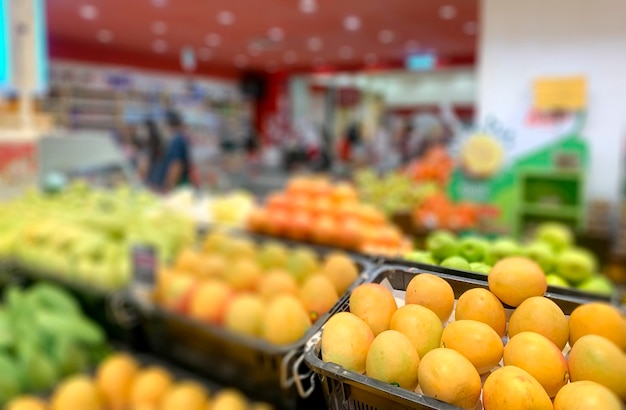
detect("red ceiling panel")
[46,0,478,76]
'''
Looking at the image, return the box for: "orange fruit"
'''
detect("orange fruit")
[130,366,173,407]
[568,334,626,400]
[483,366,553,410]
[6,396,46,410]
[224,294,265,337]
[160,382,208,410]
[366,330,420,390]
[174,248,203,275]
[503,332,569,397]
[488,257,547,307]
[390,304,443,359]
[322,252,359,294]
[508,296,569,350]
[299,274,339,321]
[455,288,506,337]
[198,254,226,278]
[189,280,233,324]
[262,295,311,345]
[349,283,397,335]
[257,269,298,300]
[405,273,454,323]
[95,353,139,410]
[222,258,261,291]
[568,302,626,350]
[212,389,248,410]
[440,319,503,374]
[51,376,102,410]
[322,312,375,374]
[554,381,623,410]
[418,348,482,409]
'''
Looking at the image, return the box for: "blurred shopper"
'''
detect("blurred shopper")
[371,116,401,173]
[137,119,164,188]
[142,111,192,192]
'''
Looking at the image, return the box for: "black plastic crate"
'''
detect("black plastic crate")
[137,251,375,409]
[303,264,598,410]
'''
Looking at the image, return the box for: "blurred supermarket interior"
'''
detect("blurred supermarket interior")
[0,0,626,409]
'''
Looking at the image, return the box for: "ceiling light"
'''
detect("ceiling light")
[307,36,323,51]
[364,53,378,65]
[217,11,235,25]
[439,5,457,20]
[463,21,477,35]
[97,29,113,43]
[205,33,221,47]
[150,0,167,7]
[234,55,248,68]
[198,48,212,61]
[152,39,168,53]
[268,27,285,42]
[343,15,361,31]
[378,30,394,44]
[339,46,353,59]
[299,0,317,14]
[283,51,298,64]
[79,5,98,20]
[152,21,168,35]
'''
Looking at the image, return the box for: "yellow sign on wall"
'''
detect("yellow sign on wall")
[533,76,587,111]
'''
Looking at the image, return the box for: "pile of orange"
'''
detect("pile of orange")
[6,353,272,410]
[155,232,361,345]
[321,257,626,410]
[247,176,410,255]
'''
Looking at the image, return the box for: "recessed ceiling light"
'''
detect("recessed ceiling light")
[307,36,323,51]
[299,0,317,14]
[339,46,353,59]
[439,5,457,20]
[268,27,285,42]
[79,4,98,20]
[283,51,298,64]
[198,48,212,61]
[152,39,168,53]
[364,53,378,65]
[151,0,167,7]
[205,33,221,47]
[343,15,361,31]
[378,30,394,44]
[217,11,235,25]
[463,21,478,35]
[234,55,248,68]
[97,29,113,43]
[152,21,168,35]
[405,40,419,52]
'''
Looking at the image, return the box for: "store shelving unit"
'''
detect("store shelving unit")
[516,169,585,237]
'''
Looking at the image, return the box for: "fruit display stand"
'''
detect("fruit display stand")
[302,264,617,410]
[516,169,585,238]
[132,243,375,409]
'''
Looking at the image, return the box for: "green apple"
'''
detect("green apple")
[555,248,596,285]
[524,241,555,273]
[426,230,459,262]
[484,238,522,265]
[577,275,615,296]
[440,256,471,271]
[458,236,489,263]
[469,262,492,275]
[534,222,573,253]
[546,274,570,288]
[405,251,436,265]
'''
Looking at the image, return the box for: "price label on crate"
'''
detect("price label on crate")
[131,244,158,288]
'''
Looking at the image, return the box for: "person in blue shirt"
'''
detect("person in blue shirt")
[145,111,191,192]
